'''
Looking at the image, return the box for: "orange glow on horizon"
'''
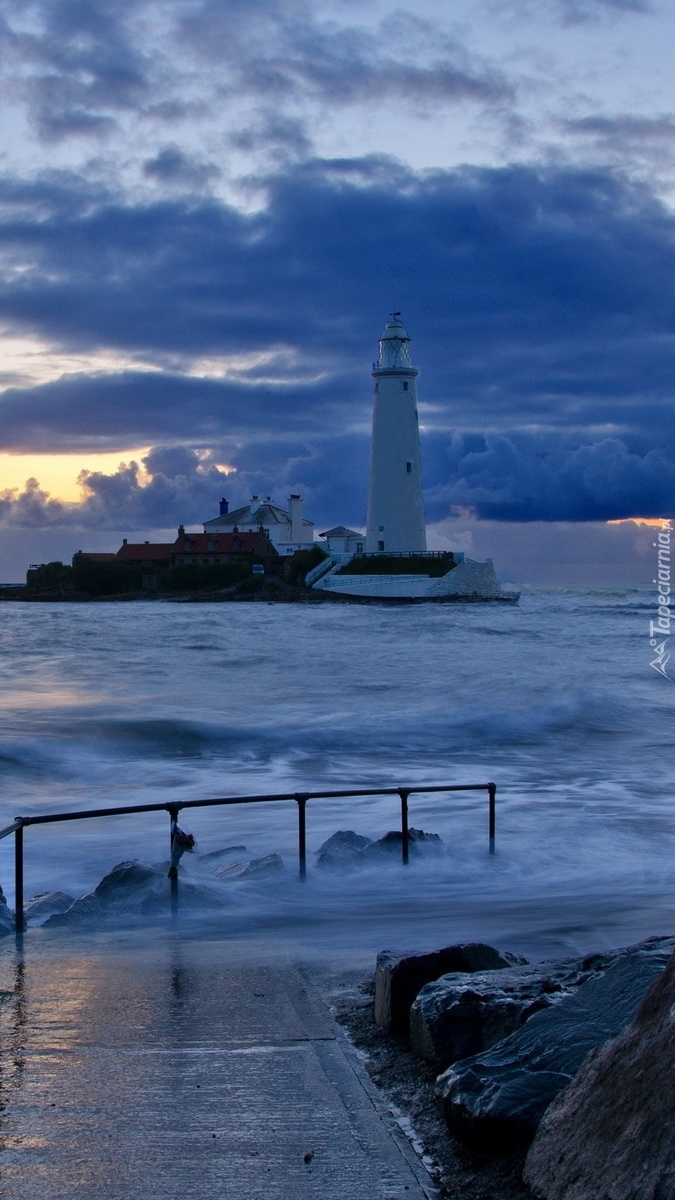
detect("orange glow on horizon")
[607,518,669,528]
[0,450,151,502]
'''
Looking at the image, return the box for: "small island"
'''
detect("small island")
[5,318,517,605]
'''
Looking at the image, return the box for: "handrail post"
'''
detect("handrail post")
[14,822,25,939]
[399,789,410,865]
[167,805,179,914]
[488,783,496,855]
[295,795,308,879]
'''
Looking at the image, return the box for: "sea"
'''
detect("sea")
[1,589,674,966]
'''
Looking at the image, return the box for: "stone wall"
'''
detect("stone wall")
[427,559,500,598]
[314,558,502,599]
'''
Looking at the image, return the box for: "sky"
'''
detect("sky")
[1,0,674,584]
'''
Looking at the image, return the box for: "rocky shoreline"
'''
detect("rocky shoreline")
[0,579,518,604]
[334,933,675,1199]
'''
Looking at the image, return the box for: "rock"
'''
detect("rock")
[409,946,649,1069]
[45,893,104,926]
[198,845,249,863]
[362,828,443,863]
[25,891,76,924]
[410,963,578,1069]
[316,828,442,870]
[375,942,527,1035]
[94,859,158,898]
[212,853,284,880]
[315,830,373,869]
[524,946,675,1200]
[45,858,219,927]
[436,940,674,1149]
[0,885,14,936]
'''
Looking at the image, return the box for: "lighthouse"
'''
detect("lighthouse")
[365,314,427,553]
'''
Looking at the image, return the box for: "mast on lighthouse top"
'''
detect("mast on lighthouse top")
[373,313,418,374]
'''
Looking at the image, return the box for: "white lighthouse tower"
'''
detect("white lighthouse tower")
[365,313,427,553]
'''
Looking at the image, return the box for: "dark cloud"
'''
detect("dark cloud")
[230,113,313,161]
[490,0,652,22]
[553,0,651,20]
[566,115,675,144]
[426,432,675,522]
[562,114,675,173]
[0,477,69,528]
[1,157,674,526]
[143,145,221,188]
[0,0,513,153]
[1,0,151,141]
[0,371,353,452]
[182,5,511,109]
[2,155,674,372]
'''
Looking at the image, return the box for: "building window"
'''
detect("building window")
[378,540,385,551]
[374,383,379,393]
[406,461,412,473]
[356,542,363,554]
[379,525,384,531]
[403,381,409,391]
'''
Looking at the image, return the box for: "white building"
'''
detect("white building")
[308,314,516,602]
[365,314,427,553]
[319,526,364,556]
[204,494,315,556]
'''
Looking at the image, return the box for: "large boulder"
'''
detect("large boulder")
[212,853,283,880]
[362,828,443,864]
[316,828,442,871]
[44,893,105,926]
[411,963,580,1069]
[316,831,373,869]
[45,859,218,927]
[25,891,75,925]
[436,940,674,1149]
[524,946,675,1200]
[375,942,527,1035]
[94,860,159,898]
[410,945,653,1069]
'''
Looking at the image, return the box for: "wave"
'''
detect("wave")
[0,689,638,796]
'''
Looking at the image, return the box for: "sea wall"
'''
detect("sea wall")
[426,559,500,598]
[313,558,501,599]
[314,573,433,597]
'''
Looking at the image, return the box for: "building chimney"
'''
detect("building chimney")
[178,525,185,537]
[288,494,304,543]
[219,497,229,515]
[123,538,128,545]
[249,495,259,515]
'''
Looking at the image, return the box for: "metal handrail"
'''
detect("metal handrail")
[2,781,496,938]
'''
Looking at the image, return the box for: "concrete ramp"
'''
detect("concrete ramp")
[0,937,436,1200]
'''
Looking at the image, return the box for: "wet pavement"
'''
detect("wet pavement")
[0,934,437,1199]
